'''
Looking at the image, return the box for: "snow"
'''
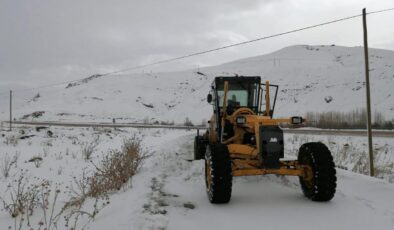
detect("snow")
[89,130,394,230]
[1,127,394,229]
[1,45,394,229]
[1,45,394,124]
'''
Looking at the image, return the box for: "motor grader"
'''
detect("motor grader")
[194,76,336,204]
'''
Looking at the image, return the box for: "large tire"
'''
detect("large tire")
[194,136,206,160]
[205,143,232,203]
[298,142,337,201]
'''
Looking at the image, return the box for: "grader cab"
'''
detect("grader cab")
[194,76,336,204]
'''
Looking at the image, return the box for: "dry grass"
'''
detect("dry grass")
[89,136,148,197]
[5,135,18,146]
[0,152,19,178]
[64,135,148,209]
[81,136,99,160]
[0,173,41,229]
[0,135,147,229]
[0,172,108,230]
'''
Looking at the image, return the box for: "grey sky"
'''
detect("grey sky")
[1,0,394,90]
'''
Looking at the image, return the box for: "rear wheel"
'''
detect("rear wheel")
[205,143,232,203]
[298,142,336,201]
[194,136,206,160]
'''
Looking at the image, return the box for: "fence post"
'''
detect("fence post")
[9,90,12,131]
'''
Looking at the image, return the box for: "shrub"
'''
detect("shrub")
[184,117,194,127]
[81,136,99,160]
[0,152,18,178]
[304,109,393,129]
[0,173,40,225]
[89,136,149,197]
[66,135,148,210]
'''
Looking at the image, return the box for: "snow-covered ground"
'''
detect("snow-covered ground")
[1,45,393,229]
[1,127,393,229]
[1,45,394,124]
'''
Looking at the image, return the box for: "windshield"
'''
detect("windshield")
[217,90,248,107]
[216,80,260,112]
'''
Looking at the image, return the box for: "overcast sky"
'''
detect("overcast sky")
[0,0,394,90]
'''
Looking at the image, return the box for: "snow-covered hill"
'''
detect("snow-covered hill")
[1,45,394,124]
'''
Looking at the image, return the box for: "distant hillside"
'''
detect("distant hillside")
[1,45,393,123]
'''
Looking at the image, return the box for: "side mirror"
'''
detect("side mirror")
[207,94,212,103]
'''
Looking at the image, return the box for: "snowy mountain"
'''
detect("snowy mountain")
[1,45,394,124]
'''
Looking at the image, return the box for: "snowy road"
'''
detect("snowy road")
[89,131,394,230]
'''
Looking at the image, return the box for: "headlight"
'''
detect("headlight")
[291,116,303,125]
[236,116,246,125]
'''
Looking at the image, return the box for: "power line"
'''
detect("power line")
[2,7,394,94]
[76,7,394,76]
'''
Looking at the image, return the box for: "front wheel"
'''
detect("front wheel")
[298,142,337,201]
[205,143,232,203]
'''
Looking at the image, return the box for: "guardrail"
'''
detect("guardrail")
[2,121,394,138]
[2,121,206,130]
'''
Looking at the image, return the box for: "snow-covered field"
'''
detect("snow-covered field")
[1,126,393,230]
[285,133,394,182]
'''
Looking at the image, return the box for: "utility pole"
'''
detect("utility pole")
[9,90,12,131]
[362,8,374,177]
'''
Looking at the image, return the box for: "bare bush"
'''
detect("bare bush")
[0,171,110,230]
[65,170,91,208]
[0,173,106,230]
[0,136,147,230]
[184,117,194,127]
[1,153,19,178]
[5,135,18,146]
[81,136,99,160]
[60,136,147,222]
[0,173,40,227]
[63,196,108,230]
[89,136,149,197]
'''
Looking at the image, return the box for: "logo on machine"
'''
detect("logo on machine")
[269,137,278,143]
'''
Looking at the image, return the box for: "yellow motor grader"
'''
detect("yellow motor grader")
[194,76,336,203]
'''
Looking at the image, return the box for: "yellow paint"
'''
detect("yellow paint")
[228,144,258,156]
[232,168,305,177]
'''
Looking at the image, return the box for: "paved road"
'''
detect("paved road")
[3,121,394,138]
